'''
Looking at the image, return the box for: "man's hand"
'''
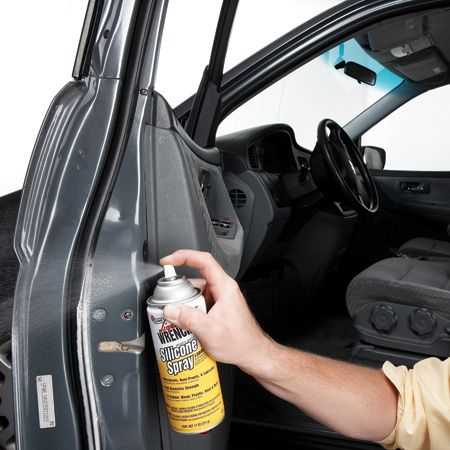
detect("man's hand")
[159,249,398,443]
[160,249,273,376]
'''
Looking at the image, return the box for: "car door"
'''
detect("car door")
[355,83,450,265]
[11,1,243,449]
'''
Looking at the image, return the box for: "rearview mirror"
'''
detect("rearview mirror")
[362,146,386,170]
[345,62,377,86]
[335,60,377,86]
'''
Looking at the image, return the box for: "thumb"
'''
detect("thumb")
[164,304,211,342]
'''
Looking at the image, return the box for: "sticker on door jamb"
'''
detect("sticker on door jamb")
[36,375,56,428]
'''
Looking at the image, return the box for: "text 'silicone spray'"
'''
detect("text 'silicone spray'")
[147,265,225,434]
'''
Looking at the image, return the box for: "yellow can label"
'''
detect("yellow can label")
[148,295,225,433]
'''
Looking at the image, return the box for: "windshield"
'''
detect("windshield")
[218,39,404,148]
[325,39,403,94]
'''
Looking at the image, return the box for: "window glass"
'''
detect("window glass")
[224,0,345,71]
[362,85,450,171]
[156,0,346,107]
[155,0,222,107]
[218,39,403,150]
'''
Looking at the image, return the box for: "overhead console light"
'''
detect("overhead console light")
[390,44,413,58]
[390,35,434,58]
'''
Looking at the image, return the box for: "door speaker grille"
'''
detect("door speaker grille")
[229,189,247,209]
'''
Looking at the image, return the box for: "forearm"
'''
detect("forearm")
[242,338,398,442]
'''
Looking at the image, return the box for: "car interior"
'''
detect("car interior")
[2,2,450,450]
[215,6,450,447]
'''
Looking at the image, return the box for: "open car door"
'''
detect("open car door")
[11,1,243,449]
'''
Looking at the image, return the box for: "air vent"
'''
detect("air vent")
[247,146,259,169]
[229,189,247,209]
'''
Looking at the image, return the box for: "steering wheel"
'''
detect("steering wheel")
[310,119,378,214]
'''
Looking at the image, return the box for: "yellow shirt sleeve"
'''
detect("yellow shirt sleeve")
[378,357,450,450]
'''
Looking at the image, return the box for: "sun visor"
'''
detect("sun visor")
[367,17,424,51]
[393,48,448,81]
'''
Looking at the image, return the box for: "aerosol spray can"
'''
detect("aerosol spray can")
[147,265,225,434]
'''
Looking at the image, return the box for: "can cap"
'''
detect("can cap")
[150,265,199,304]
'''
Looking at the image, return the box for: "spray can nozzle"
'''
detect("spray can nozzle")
[150,265,197,304]
[163,265,177,278]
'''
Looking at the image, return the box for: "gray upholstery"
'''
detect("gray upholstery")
[347,257,450,317]
[400,237,450,258]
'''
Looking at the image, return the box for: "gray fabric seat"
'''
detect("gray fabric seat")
[399,237,450,258]
[347,257,450,318]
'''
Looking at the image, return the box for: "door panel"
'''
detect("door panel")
[373,170,450,224]
[77,90,242,449]
[347,170,450,274]
[145,93,244,277]
[79,90,243,449]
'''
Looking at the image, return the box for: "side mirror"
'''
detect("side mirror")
[335,60,377,86]
[362,146,386,170]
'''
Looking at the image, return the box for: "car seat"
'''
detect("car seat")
[399,237,450,258]
[346,256,450,357]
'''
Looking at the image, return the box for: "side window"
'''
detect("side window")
[156,0,345,107]
[155,0,223,107]
[362,85,450,171]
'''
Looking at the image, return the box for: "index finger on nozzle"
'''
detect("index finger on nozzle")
[160,249,228,288]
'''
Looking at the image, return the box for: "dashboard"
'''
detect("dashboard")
[247,130,299,173]
[217,123,317,206]
[216,123,321,275]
